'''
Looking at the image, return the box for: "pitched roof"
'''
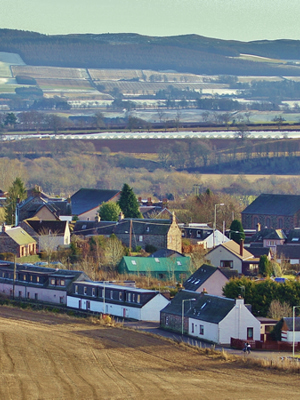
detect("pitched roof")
[286,229,300,244]
[114,218,172,236]
[212,240,254,261]
[248,228,286,243]
[3,227,36,245]
[276,245,300,260]
[24,220,68,235]
[73,220,117,236]
[242,194,300,216]
[149,249,185,258]
[248,247,271,258]
[71,188,120,216]
[119,256,191,273]
[183,264,220,291]
[283,317,300,331]
[161,290,236,324]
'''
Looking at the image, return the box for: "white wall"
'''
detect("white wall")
[282,330,300,343]
[0,282,67,304]
[207,247,242,273]
[141,294,170,321]
[189,318,219,342]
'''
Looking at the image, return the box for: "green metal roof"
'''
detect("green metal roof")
[119,256,191,273]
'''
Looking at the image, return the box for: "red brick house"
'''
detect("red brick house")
[0,225,36,258]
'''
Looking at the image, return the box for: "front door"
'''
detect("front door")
[247,327,253,340]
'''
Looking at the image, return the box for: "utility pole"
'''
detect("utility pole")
[13,255,16,300]
[129,219,132,254]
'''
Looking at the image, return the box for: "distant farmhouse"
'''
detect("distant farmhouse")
[242,194,300,230]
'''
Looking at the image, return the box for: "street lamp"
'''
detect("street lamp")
[182,298,196,336]
[213,203,224,248]
[292,306,300,357]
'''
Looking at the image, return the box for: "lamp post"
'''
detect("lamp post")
[213,203,224,248]
[182,298,196,336]
[292,306,300,357]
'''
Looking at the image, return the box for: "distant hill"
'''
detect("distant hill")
[0,29,300,76]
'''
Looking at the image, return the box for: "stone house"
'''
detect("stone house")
[242,194,300,230]
[114,213,182,253]
[0,225,37,258]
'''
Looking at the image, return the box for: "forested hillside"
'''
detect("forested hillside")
[1,29,300,76]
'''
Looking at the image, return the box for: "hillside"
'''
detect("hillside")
[0,306,299,399]
[1,29,300,76]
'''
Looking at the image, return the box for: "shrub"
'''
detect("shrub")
[145,244,157,254]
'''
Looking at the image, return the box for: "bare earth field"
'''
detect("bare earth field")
[0,306,299,400]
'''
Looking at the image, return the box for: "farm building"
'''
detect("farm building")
[118,256,191,281]
[67,281,170,321]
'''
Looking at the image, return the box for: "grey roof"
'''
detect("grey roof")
[242,194,300,216]
[183,264,219,291]
[286,229,300,244]
[114,218,171,235]
[283,317,300,331]
[73,220,116,236]
[248,247,271,258]
[71,188,120,216]
[161,290,236,324]
[276,245,300,260]
[19,198,71,221]
[149,249,184,258]
[24,220,68,235]
[248,229,286,243]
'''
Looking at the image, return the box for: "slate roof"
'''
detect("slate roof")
[183,264,222,291]
[242,194,300,216]
[283,317,300,331]
[248,247,271,258]
[276,245,300,260]
[73,220,117,236]
[119,256,191,273]
[149,249,185,258]
[286,229,300,244]
[247,229,286,243]
[19,198,71,221]
[24,220,68,235]
[71,188,120,216]
[114,218,172,236]
[161,290,236,324]
[3,227,36,245]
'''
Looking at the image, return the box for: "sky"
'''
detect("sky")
[1,0,300,42]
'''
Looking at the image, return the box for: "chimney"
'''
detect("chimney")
[256,222,261,232]
[235,296,244,306]
[147,197,152,205]
[200,288,207,297]
[240,239,244,257]
[95,213,100,223]
[138,197,142,203]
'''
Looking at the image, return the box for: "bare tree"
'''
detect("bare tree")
[268,300,292,320]
[38,228,60,262]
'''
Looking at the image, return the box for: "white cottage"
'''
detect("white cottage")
[187,294,260,345]
[281,317,300,343]
[67,281,170,322]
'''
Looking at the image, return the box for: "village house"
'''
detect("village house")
[205,240,258,275]
[183,264,237,297]
[160,290,260,345]
[19,219,71,251]
[179,223,229,249]
[67,280,170,321]
[71,188,120,221]
[242,194,300,230]
[0,225,36,258]
[0,262,89,305]
[280,317,300,343]
[17,186,72,223]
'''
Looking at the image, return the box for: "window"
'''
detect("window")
[137,294,140,303]
[102,288,105,298]
[220,260,233,269]
[18,291,22,298]
[132,293,135,302]
[30,275,33,282]
[139,235,143,242]
[200,325,204,335]
[192,323,194,333]
[27,292,30,299]
[131,260,137,265]
[247,327,253,340]
[35,293,38,300]
[110,290,113,299]
[75,285,78,294]
[155,258,160,263]
[60,296,64,304]
[128,293,131,302]
[23,274,26,281]
[177,261,182,266]
[165,316,169,326]
[50,278,55,285]
[60,280,65,286]
[84,287,87,295]
[92,288,95,297]
[36,276,40,283]
[86,300,90,310]
[197,230,201,238]
[119,292,122,301]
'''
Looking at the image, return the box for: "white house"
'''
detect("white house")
[281,317,300,343]
[187,294,260,345]
[67,281,170,322]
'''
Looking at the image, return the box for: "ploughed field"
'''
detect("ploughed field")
[0,307,299,400]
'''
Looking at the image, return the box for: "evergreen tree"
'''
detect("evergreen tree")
[98,202,121,221]
[5,177,27,225]
[259,255,272,277]
[229,219,245,244]
[118,183,142,218]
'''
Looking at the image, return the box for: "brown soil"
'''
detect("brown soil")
[0,306,299,400]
